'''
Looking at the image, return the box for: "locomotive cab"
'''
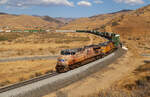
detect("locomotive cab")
[56,49,76,72]
[57,50,74,66]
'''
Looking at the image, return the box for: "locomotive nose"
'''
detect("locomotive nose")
[57,58,67,66]
[56,58,68,73]
[57,62,66,66]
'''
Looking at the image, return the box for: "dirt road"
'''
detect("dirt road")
[0,55,58,63]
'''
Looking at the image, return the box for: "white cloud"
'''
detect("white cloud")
[77,1,92,7]
[0,0,8,4]
[0,0,74,7]
[115,0,144,5]
[94,0,103,4]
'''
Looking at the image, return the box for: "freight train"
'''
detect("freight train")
[56,30,121,73]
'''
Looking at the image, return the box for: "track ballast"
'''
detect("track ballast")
[0,30,122,95]
[0,72,58,93]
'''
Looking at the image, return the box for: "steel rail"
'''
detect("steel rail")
[0,72,58,93]
[0,30,121,94]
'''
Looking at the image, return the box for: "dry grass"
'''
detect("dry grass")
[83,63,150,97]
[60,10,131,30]
[119,63,150,90]
[61,5,150,36]
[0,32,105,58]
[0,14,58,29]
[42,5,150,97]
[0,59,56,87]
[0,32,105,87]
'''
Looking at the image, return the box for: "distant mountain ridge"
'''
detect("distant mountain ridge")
[60,9,132,30]
[0,13,64,30]
[61,5,150,34]
[109,9,133,14]
[42,16,62,23]
[0,12,8,15]
[55,17,76,24]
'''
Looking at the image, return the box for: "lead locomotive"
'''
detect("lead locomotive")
[56,30,121,73]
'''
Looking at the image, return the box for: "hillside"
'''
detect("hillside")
[61,5,150,34]
[51,5,150,97]
[99,5,150,34]
[0,14,62,30]
[60,9,132,30]
[61,4,150,54]
[38,16,64,26]
[55,17,75,24]
[0,4,149,96]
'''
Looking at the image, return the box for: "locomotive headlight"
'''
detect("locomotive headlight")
[61,59,65,62]
[57,59,68,66]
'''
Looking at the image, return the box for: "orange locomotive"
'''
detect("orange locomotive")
[56,41,115,73]
[56,31,121,73]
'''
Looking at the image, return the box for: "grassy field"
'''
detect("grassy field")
[0,31,105,87]
[0,59,56,87]
[0,32,105,58]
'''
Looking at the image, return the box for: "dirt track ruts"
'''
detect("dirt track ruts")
[0,55,58,62]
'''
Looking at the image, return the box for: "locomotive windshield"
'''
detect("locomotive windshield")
[61,48,84,55]
[61,50,76,55]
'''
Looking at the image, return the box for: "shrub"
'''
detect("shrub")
[101,25,106,29]
[35,72,42,77]
[45,70,54,74]
[0,33,21,41]
[29,74,35,79]
[0,80,11,87]
[19,77,26,81]
[112,21,119,26]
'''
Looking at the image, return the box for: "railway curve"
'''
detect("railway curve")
[0,30,127,97]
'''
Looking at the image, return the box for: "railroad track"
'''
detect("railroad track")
[0,47,126,97]
[0,50,118,94]
[0,72,58,93]
[0,50,117,93]
[0,30,124,96]
[0,49,118,94]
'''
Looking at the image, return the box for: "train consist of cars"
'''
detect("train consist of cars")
[56,30,121,73]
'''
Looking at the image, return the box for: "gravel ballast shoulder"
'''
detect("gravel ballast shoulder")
[0,47,127,97]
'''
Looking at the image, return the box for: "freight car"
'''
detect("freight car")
[56,30,121,73]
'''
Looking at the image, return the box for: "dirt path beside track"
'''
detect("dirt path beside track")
[0,55,58,63]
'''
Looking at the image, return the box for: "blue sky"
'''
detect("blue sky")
[0,0,150,18]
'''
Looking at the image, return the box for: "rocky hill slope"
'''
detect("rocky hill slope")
[61,4,150,63]
[60,9,133,30]
[0,14,63,30]
[61,5,150,35]
[55,17,75,24]
[99,5,150,34]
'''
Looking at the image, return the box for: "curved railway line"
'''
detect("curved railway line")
[0,30,126,97]
[0,72,58,93]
